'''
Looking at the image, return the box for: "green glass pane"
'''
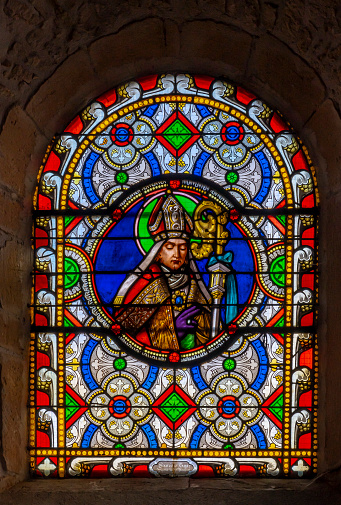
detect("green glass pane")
[65,216,74,227]
[114,358,126,370]
[163,119,191,150]
[64,316,73,327]
[64,257,80,289]
[138,197,158,254]
[115,172,128,184]
[225,171,239,184]
[180,333,195,350]
[276,214,286,226]
[174,195,197,217]
[270,255,285,287]
[160,392,188,422]
[223,358,236,371]
[274,317,285,328]
[114,443,125,449]
[268,394,283,422]
[65,392,80,421]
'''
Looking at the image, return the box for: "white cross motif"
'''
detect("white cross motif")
[292,458,309,477]
[37,457,57,477]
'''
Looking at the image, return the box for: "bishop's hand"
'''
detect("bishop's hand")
[175,305,201,340]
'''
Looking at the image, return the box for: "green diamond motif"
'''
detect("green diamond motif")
[268,393,283,422]
[160,392,188,422]
[65,392,80,421]
[163,119,192,150]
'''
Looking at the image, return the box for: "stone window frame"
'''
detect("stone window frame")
[0,18,339,495]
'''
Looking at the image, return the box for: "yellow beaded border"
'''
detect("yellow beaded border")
[31,92,319,478]
[30,448,313,459]
[51,95,294,210]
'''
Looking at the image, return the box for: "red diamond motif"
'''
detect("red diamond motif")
[152,383,197,430]
[155,111,200,157]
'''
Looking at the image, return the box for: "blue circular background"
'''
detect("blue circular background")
[115,127,129,142]
[225,125,241,141]
[93,197,255,317]
[222,399,236,415]
[112,400,127,414]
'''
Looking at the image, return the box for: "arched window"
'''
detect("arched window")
[30,73,318,478]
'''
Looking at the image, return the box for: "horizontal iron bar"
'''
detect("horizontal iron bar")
[32,269,318,275]
[31,325,316,334]
[33,207,319,217]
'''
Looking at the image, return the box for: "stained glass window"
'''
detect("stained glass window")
[30,73,319,478]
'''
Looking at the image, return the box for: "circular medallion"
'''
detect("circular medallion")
[113,357,127,370]
[115,172,129,184]
[218,396,241,418]
[110,123,134,146]
[221,122,244,145]
[109,396,131,418]
[76,175,282,366]
[223,358,236,371]
[225,171,239,184]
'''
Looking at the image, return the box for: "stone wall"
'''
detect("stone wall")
[0,0,340,494]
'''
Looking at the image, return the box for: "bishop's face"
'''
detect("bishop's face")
[158,239,188,271]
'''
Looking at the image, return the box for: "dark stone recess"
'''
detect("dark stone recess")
[0,0,341,499]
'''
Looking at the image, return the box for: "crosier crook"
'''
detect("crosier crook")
[191,200,230,338]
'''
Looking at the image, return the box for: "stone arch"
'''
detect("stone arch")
[0,7,340,494]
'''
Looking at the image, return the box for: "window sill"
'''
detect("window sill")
[1,476,340,505]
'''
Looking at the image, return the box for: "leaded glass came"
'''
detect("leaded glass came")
[30,73,319,478]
